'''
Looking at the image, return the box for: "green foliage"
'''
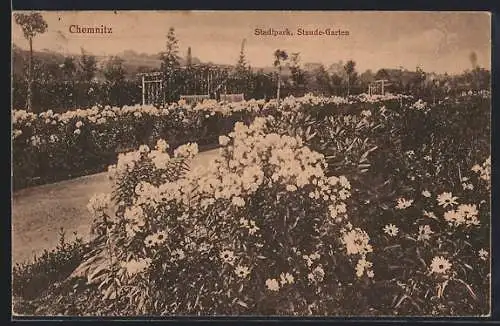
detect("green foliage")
[12,229,88,300]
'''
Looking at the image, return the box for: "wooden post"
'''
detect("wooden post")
[381,80,385,95]
[141,74,146,105]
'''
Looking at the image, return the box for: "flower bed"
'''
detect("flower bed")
[12,95,408,190]
[12,93,491,316]
[12,100,267,190]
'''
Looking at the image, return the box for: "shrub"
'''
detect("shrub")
[74,117,372,315]
[12,229,89,301]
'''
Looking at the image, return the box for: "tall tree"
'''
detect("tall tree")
[236,39,248,73]
[103,56,126,84]
[413,65,426,94]
[160,27,180,101]
[103,56,126,106]
[343,60,357,96]
[233,39,251,94]
[14,12,48,111]
[288,52,306,95]
[273,49,288,103]
[61,56,77,81]
[78,48,97,82]
[314,65,332,95]
[160,27,180,73]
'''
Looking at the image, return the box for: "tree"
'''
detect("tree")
[359,69,375,92]
[273,49,288,103]
[160,27,180,73]
[78,48,97,82]
[236,39,248,73]
[103,56,126,84]
[288,52,306,96]
[330,73,343,96]
[233,39,251,94]
[309,65,331,95]
[14,12,48,111]
[61,57,77,81]
[343,60,358,96]
[103,56,126,106]
[412,65,426,95]
[160,27,181,101]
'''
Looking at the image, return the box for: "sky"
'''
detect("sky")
[11,11,491,74]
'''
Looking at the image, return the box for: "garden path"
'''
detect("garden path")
[12,148,220,265]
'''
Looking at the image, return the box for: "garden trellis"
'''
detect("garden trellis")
[139,72,164,105]
[368,79,391,96]
[138,65,249,106]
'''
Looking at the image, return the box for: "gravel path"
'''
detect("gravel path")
[12,148,220,264]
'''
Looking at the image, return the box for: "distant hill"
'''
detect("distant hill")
[11,45,203,80]
[14,45,439,83]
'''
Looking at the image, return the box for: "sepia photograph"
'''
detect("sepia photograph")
[11,10,491,317]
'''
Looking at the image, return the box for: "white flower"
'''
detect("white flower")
[232,196,246,207]
[444,204,480,227]
[156,139,169,152]
[74,128,81,135]
[417,225,433,241]
[437,192,458,208]
[235,265,251,278]
[139,145,150,153]
[120,258,152,276]
[75,120,84,128]
[279,272,295,285]
[339,175,351,189]
[220,250,236,265]
[361,110,372,117]
[239,218,249,227]
[471,164,482,172]
[457,204,479,219]
[383,224,399,237]
[308,265,325,283]
[422,190,431,198]
[265,278,280,291]
[144,230,168,247]
[341,228,373,255]
[247,220,260,235]
[171,248,185,261]
[174,142,199,159]
[286,184,297,192]
[423,210,438,220]
[478,249,488,261]
[396,198,413,209]
[430,256,452,275]
[355,258,373,278]
[336,203,347,214]
[218,135,231,146]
